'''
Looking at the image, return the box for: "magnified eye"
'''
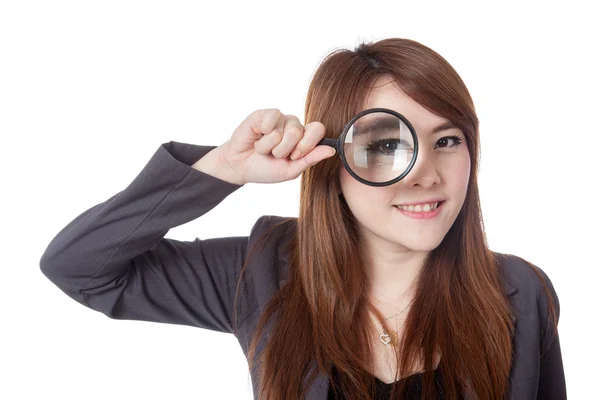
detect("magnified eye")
[338,110,419,185]
[366,138,410,155]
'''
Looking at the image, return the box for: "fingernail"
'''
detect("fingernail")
[330,148,337,156]
[290,150,302,160]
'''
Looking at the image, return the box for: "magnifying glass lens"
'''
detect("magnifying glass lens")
[343,112,415,183]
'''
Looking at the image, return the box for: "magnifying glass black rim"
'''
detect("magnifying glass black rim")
[332,107,420,187]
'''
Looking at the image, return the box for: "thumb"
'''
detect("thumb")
[288,146,337,177]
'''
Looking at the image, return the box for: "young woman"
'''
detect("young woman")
[40,38,566,399]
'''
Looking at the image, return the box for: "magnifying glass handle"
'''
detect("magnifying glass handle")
[317,138,338,147]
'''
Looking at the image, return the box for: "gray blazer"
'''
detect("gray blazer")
[39,141,566,399]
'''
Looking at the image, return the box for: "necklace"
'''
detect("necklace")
[368,286,415,345]
[378,300,413,345]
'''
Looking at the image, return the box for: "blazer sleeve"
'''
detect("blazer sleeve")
[535,267,567,399]
[39,141,254,334]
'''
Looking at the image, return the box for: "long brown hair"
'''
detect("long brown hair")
[232,38,558,399]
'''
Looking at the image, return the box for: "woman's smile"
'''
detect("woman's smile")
[393,200,445,219]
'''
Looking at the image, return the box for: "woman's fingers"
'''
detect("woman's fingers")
[289,121,327,160]
[271,116,305,159]
[252,109,285,155]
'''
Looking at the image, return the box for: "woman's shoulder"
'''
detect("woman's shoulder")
[250,214,297,233]
[245,214,297,267]
[492,251,561,358]
[248,215,297,245]
[492,251,558,299]
[492,251,560,338]
[239,215,297,298]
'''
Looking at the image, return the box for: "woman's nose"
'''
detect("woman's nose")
[399,151,441,188]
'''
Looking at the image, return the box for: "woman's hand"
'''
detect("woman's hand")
[198,108,336,185]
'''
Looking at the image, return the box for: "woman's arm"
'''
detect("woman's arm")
[39,141,254,333]
[535,267,567,399]
[537,331,567,399]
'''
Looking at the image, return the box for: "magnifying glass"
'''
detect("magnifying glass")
[317,108,419,187]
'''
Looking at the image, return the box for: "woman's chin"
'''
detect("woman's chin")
[390,235,444,252]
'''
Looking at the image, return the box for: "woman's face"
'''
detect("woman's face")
[339,77,471,253]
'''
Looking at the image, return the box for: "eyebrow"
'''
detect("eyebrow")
[351,116,401,137]
[350,117,459,137]
[432,120,459,134]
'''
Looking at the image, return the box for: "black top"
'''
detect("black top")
[327,365,458,399]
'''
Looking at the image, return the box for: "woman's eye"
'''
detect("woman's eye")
[366,139,404,154]
[365,135,462,155]
[380,140,398,151]
[436,135,463,148]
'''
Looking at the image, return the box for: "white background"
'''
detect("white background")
[1,1,597,399]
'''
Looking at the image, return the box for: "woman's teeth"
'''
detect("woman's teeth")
[395,202,440,212]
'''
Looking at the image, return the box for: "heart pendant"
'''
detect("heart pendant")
[380,332,392,345]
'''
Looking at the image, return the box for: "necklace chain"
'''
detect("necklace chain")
[383,301,412,320]
[378,299,414,346]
